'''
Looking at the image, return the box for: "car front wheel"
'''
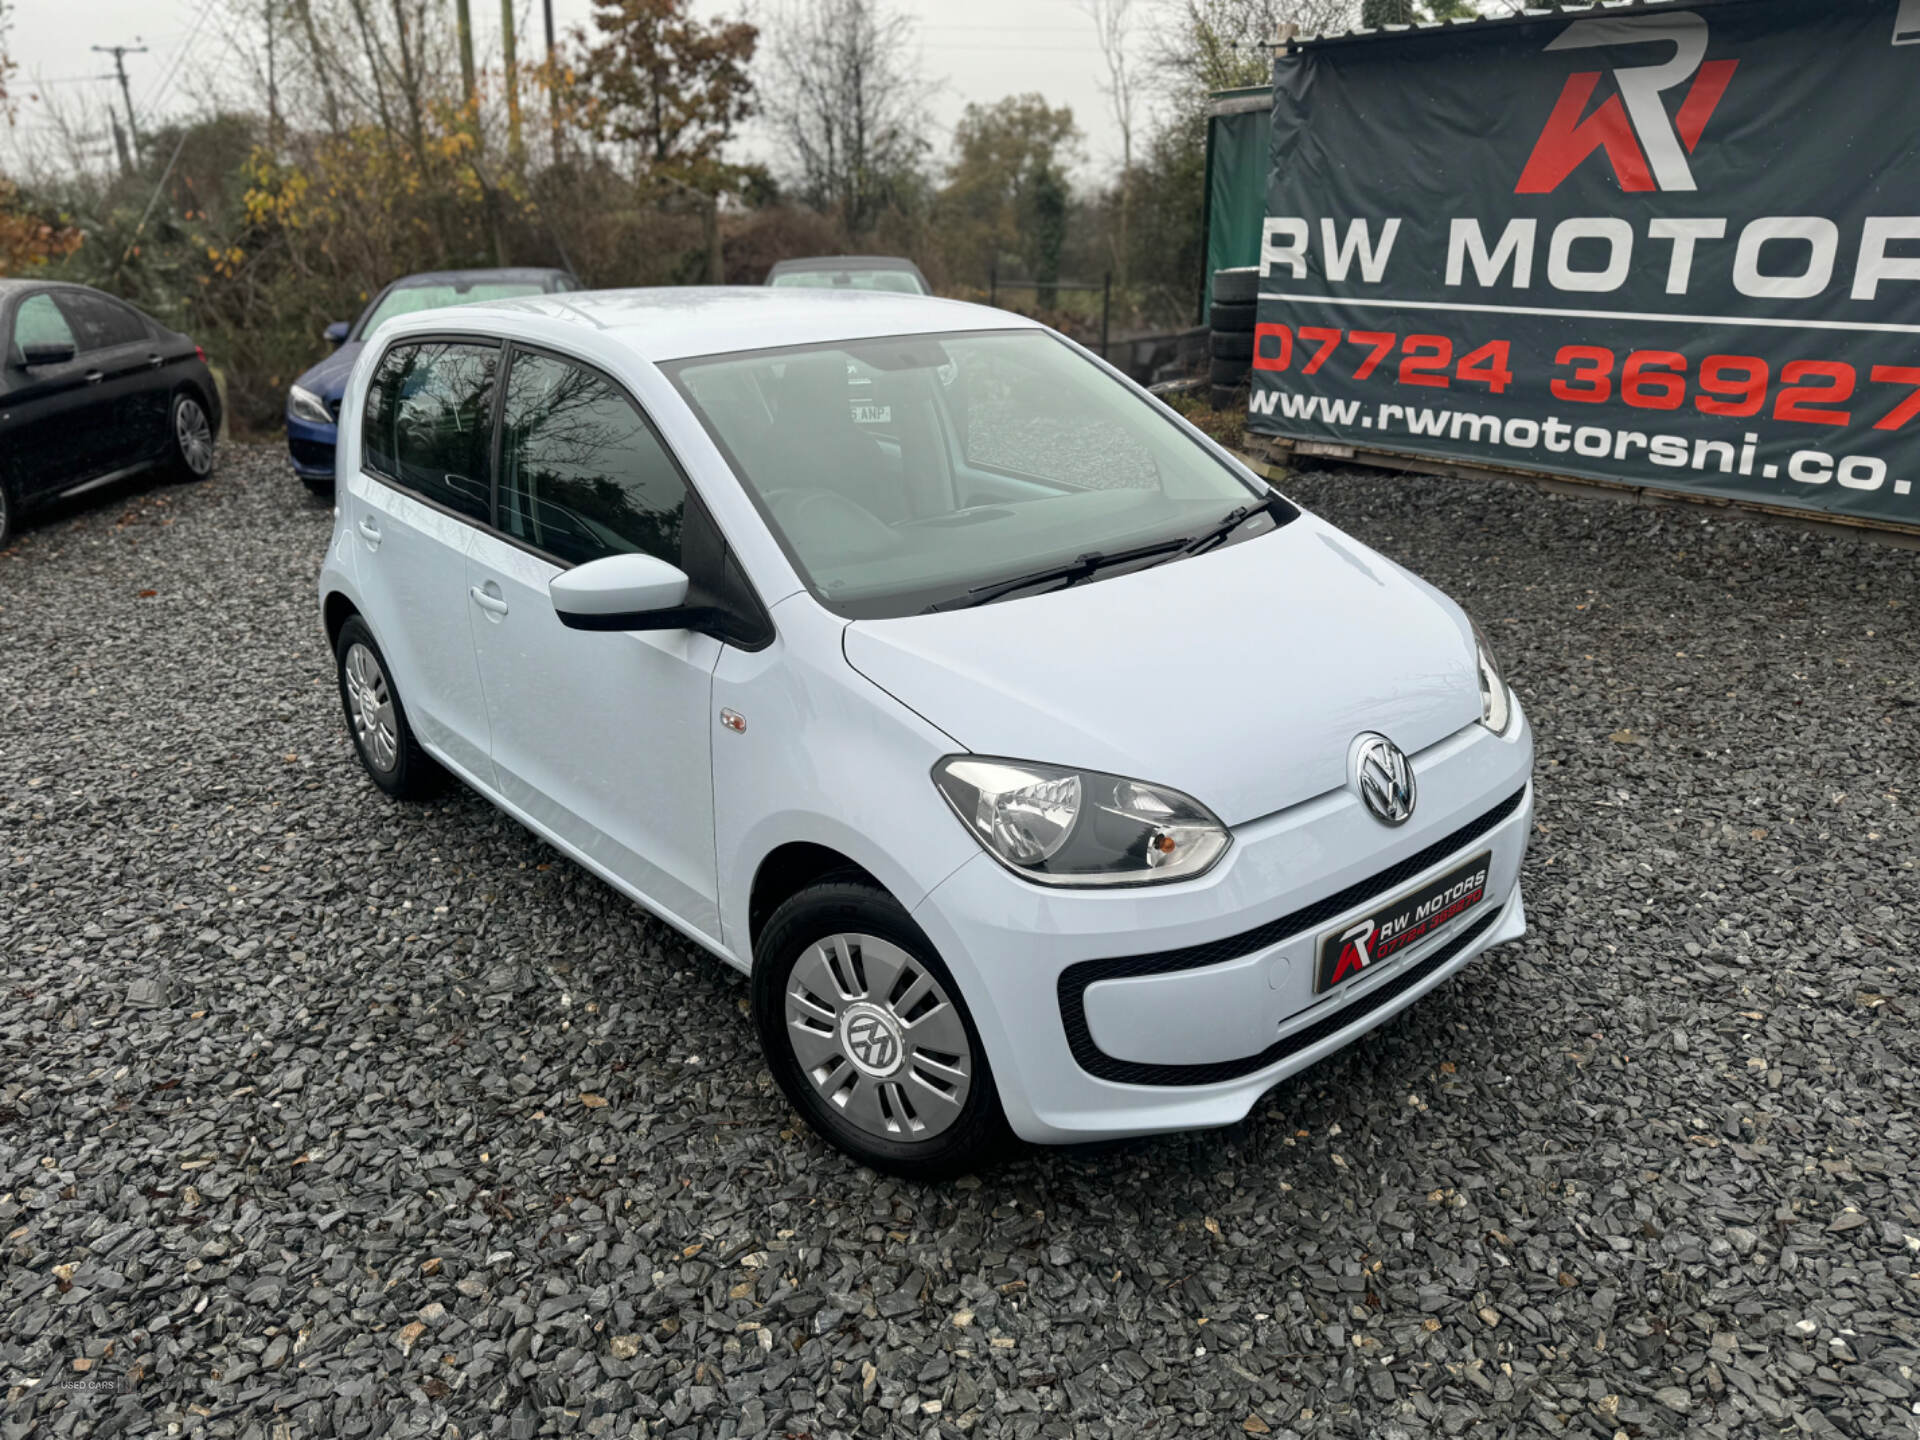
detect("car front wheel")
[754,880,1010,1178]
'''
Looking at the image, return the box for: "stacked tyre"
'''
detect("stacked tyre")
[1208,267,1258,410]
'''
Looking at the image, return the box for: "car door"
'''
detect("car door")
[3,291,106,501]
[53,290,166,472]
[349,338,499,780]
[464,345,724,942]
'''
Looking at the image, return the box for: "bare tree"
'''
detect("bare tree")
[388,0,428,157]
[1080,0,1138,285]
[0,0,15,119]
[762,0,931,236]
[1155,0,1357,100]
[292,0,346,136]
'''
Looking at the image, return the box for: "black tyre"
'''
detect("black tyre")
[1209,383,1245,412]
[1209,356,1251,387]
[754,880,1012,1179]
[1211,267,1259,304]
[1209,300,1256,332]
[302,476,335,499]
[169,390,217,481]
[0,477,14,549]
[334,615,442,800]
[1209,329,1254,360]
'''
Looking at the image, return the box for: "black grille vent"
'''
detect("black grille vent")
[1056,786,1525,1086]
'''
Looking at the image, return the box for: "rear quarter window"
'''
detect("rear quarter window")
[9,294,77,362]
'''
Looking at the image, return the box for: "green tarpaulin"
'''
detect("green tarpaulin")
[1203,89,1272,318]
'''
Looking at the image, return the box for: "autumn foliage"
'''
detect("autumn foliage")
[3,0,1225,428]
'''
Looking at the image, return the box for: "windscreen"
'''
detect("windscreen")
[668,330,1264,619]
[357,282,547,337]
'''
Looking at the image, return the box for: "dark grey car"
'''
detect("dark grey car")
[0,280,221,545]
[765,255,932,295]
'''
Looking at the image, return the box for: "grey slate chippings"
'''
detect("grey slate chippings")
[1,446,1917,1439]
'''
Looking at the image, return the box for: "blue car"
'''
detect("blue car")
[286,267,578,491]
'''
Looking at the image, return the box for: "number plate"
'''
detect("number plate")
[1315,853,1493,994]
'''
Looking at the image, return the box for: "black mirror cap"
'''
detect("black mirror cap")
[20,341,77,368]
[556,604,695,634]
[555,601,772,650]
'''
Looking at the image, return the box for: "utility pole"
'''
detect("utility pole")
[543,0,561,162]
[502,0,523,171]
[108,110,134,176]
[91,44,148,167]
[454,0,478,107]
[264,0,280,146]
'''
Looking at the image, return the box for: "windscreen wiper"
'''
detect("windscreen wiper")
[923,537,1189,613]
[1173,491,1285,560]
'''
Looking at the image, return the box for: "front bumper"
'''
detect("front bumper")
[910,704,1534,1144]
[286,413,338,481]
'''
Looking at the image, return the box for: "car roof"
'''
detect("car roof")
[371,286,1036,363]
[387,267,573,288]
[0,278,90,295]
[767,255,923,275]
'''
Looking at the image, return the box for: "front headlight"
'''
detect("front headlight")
[288,384,333,425]
[1473,621,1512,734]
[932,757,1230,886]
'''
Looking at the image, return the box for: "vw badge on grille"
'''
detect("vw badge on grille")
[1353,733,1416,826]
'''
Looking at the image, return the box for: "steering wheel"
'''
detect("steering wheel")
[893,504,1012,530]
[760,488,900,559]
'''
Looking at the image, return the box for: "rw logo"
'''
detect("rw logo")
[1517,12,1739,195]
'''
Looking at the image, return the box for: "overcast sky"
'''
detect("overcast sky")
[4,0,1136,179]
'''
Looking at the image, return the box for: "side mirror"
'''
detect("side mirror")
[20,340,77,368]
[323,321,350,346]
[550,553,691,631]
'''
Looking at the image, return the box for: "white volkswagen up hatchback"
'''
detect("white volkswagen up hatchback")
[317,289,1533,1176]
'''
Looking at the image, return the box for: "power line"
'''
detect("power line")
[136,0,221,119]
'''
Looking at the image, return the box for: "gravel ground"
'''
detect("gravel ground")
[2,443,1917,1440]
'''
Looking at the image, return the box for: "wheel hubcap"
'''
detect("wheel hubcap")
[784,933,972,1141]
[176,398,214,474]
[343,642,400,773]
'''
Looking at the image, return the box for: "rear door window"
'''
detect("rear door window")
[55,292,150,351]
[497,350,688,566]
[360,340,498,523]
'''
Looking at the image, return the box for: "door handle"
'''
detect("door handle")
[84,371,104,385]
[357,517,381,549]
[147,355,164,369]
[470,585,510,617]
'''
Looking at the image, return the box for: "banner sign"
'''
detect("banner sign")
[1248,0,1920,527]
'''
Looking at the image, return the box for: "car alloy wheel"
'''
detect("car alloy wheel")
[783,932,973,1141]
[174,395,215,477]
[343,641,400,773]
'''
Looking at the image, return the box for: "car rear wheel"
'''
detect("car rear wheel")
[0,478,13,548]
[754,880,1010,1178]
[170,392,216,481]
[334,616,442,799]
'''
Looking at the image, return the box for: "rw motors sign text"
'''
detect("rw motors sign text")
[1247,0,1920,527]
